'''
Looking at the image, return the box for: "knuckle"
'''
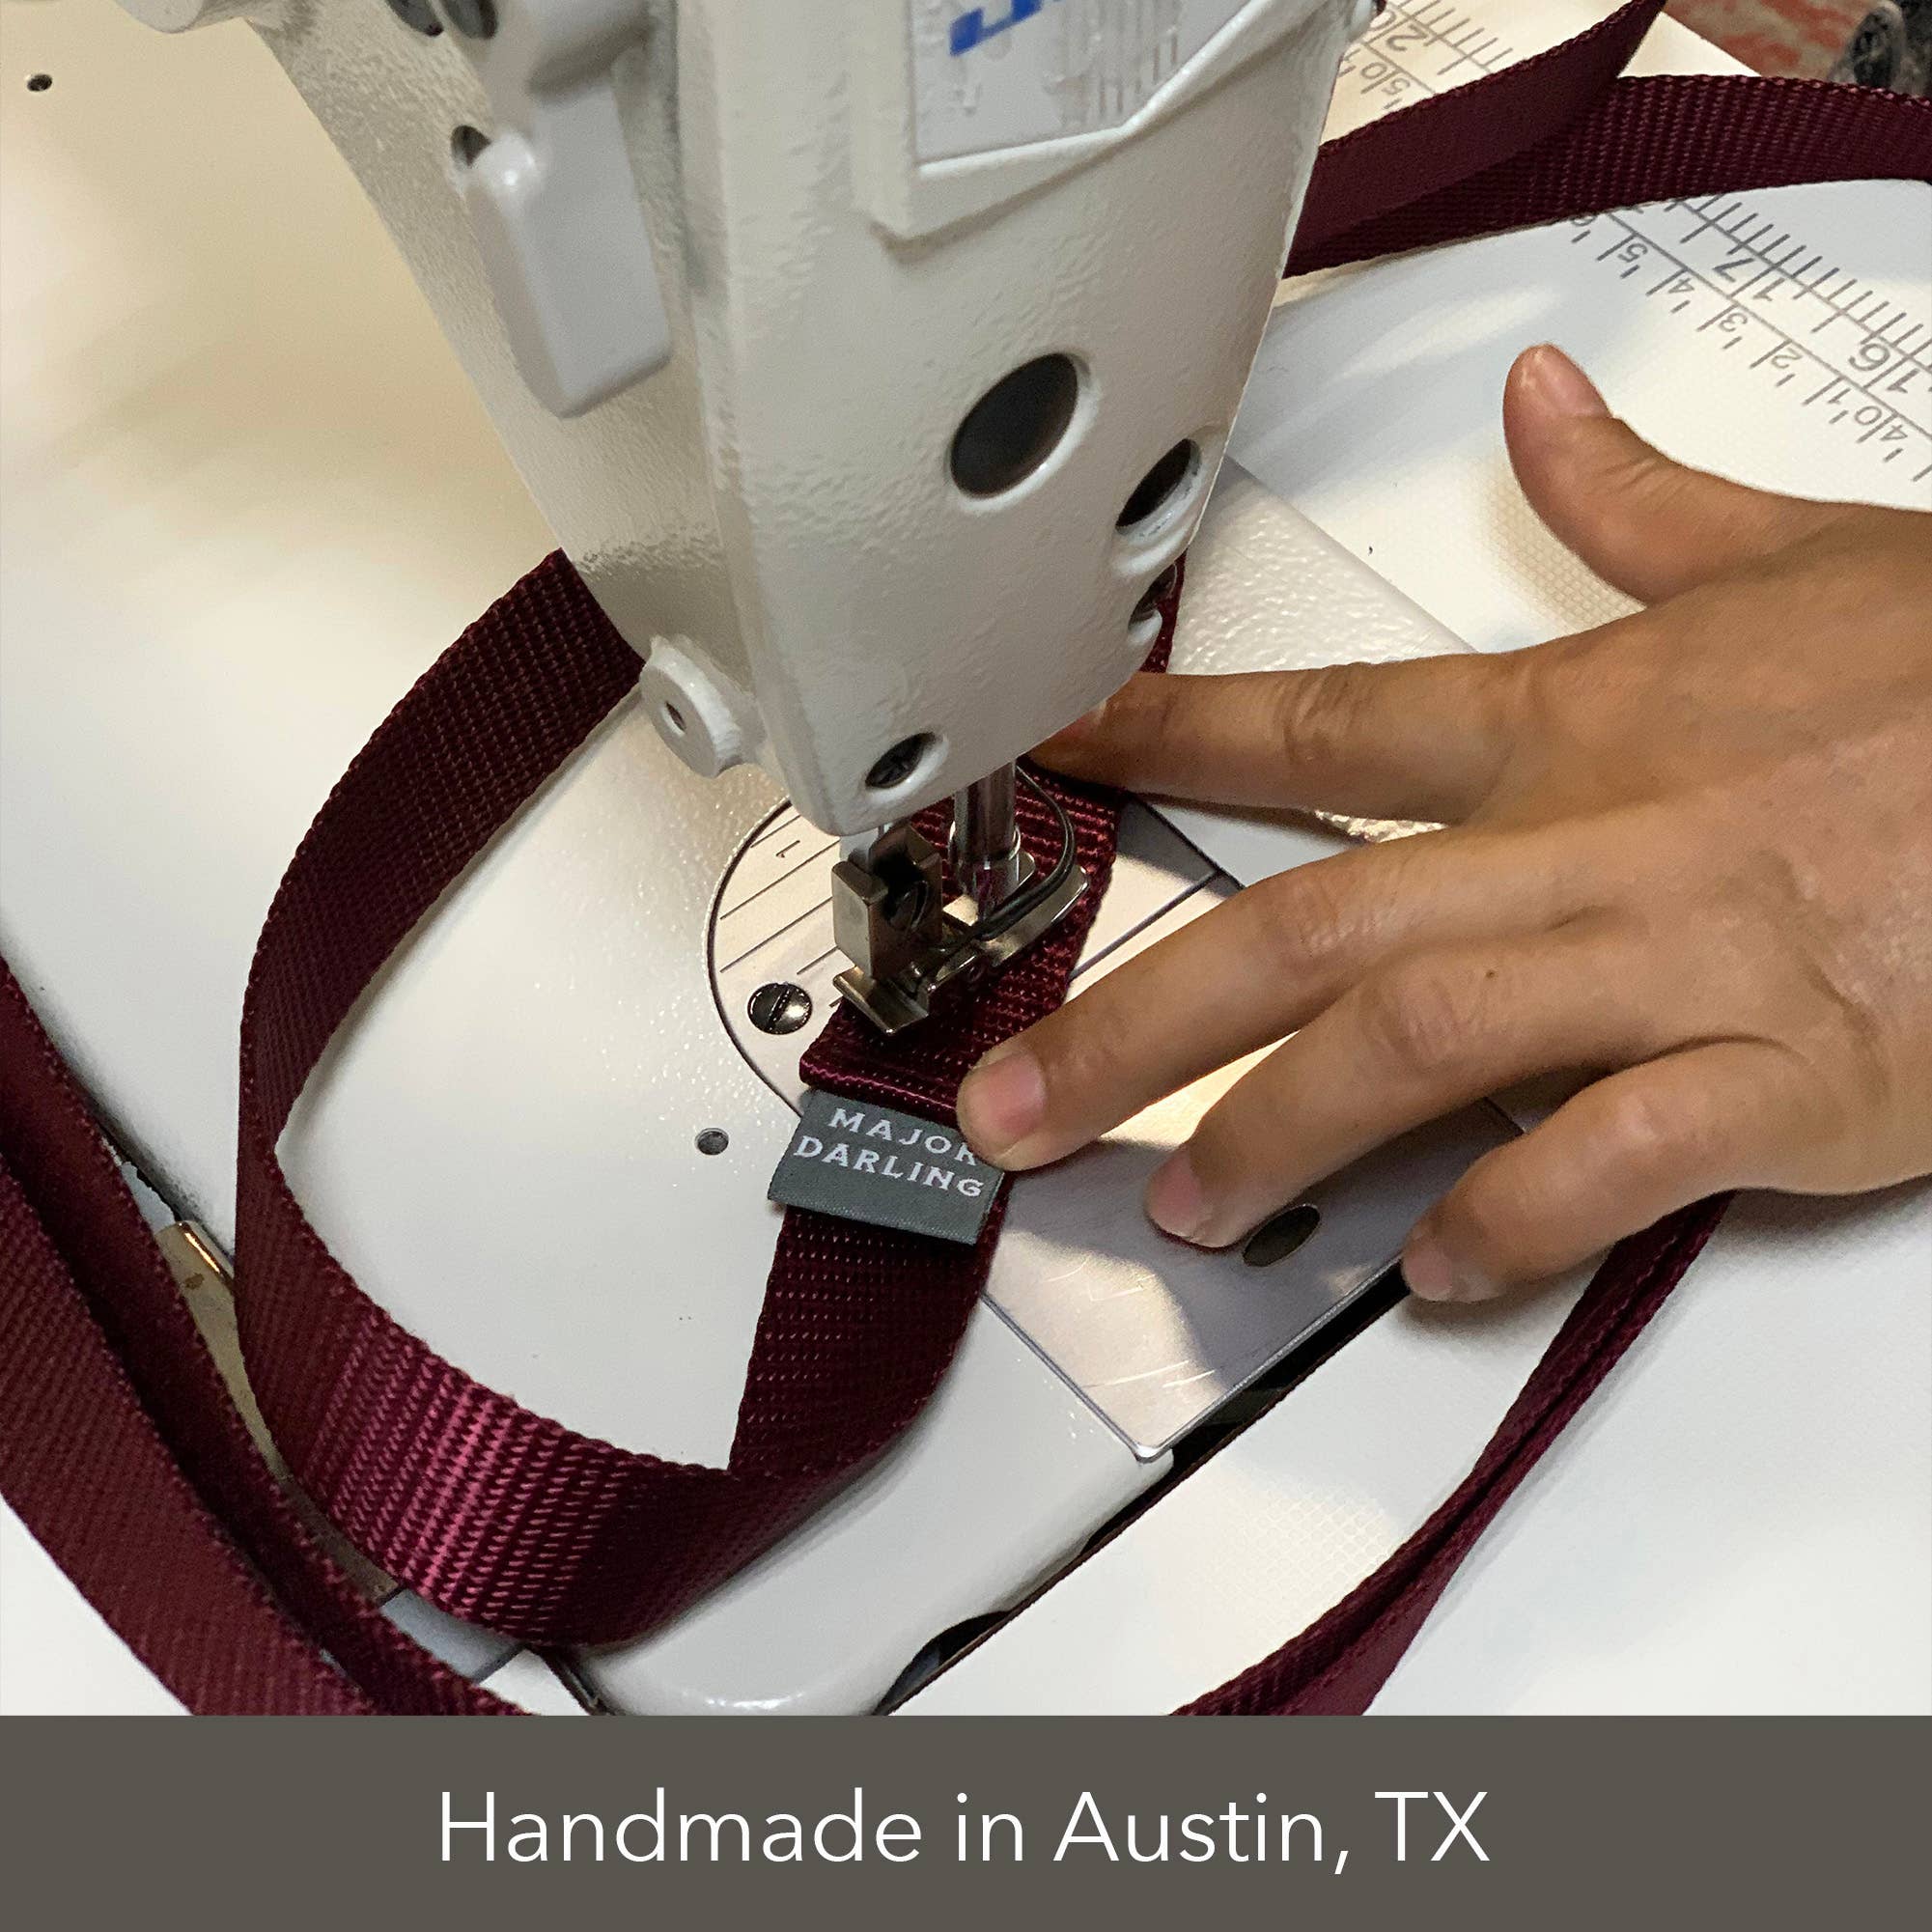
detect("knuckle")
[1185,1106,1259,1197]
[1248,850,1378,980]
[1035,1001,1133,1109]
[1604,445,1696,523]
[1272,665,1374,774]
[1067,674,1170,772]
[1121,674,1180,754]
[1356,956,1492,1080]
[1528,617,1658,744]
[1189,1073,1303,1230]
[1592,1078,1699,1183]
[1071,680,1158,773]
[1525,629,1599,719]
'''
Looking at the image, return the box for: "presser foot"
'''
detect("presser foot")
[830,809,1087,1037]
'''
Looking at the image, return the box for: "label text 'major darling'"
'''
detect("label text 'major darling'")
[795,1106,988,1197]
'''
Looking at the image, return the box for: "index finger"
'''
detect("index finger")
[955,820,1586,1172]
[1033,654,1534,826]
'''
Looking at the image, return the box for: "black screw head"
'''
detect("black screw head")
[441,0,497,38]
[1133,563,1181,623]
[747,983,814,1036]
[383,0,443,35]
[865,734,934,793]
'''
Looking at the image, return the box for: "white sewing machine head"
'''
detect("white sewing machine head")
[116,0,1362,1016]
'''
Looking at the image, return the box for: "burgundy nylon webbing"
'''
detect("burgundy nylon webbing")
[0,970,512,1714]
[1296,70,1932,275]
[1183,1194,1725,1713]
[1,13,1923,1714]
[1291,1,1931,276]
[231,555,1179,1647]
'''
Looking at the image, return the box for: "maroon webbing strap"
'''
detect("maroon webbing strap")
[1181,1194,1726,1713]
[1291,0,1932,275]
[231,553,1175,1646]
[0,969,510,1714]
[1,16,1922,1713]
[1296,0,1670,264]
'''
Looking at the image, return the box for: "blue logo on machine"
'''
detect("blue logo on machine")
[949,0,1060,57]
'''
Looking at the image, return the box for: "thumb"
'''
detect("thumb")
[1503,344,1849,604]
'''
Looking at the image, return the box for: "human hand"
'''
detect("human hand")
[956,345,1932,1300]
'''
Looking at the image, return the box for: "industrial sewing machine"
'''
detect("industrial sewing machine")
[33,0,1518,1710]
[7,0,1927,1715]
[117,0,1382,1012]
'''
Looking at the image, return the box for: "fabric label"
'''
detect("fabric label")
[768,1090,1005,1246]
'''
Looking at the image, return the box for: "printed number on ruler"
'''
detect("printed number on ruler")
[1336,0,1515,109]
[1333,1,1932,490]
[1572,200,1932,485]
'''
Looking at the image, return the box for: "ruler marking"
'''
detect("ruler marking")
[1337,3,1931,492]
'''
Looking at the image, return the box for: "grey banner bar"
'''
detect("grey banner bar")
[2,1716,1920,1926]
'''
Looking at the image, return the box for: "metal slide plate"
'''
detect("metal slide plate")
[990,1086,1518,1459]
[983,888,1518,1458]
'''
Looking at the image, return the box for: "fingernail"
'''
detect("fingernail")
[956,1049,1047,1162]
[1146,1148,1212,1244]
[1525,344,1608,420]
[1401,1224,1497,1302]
